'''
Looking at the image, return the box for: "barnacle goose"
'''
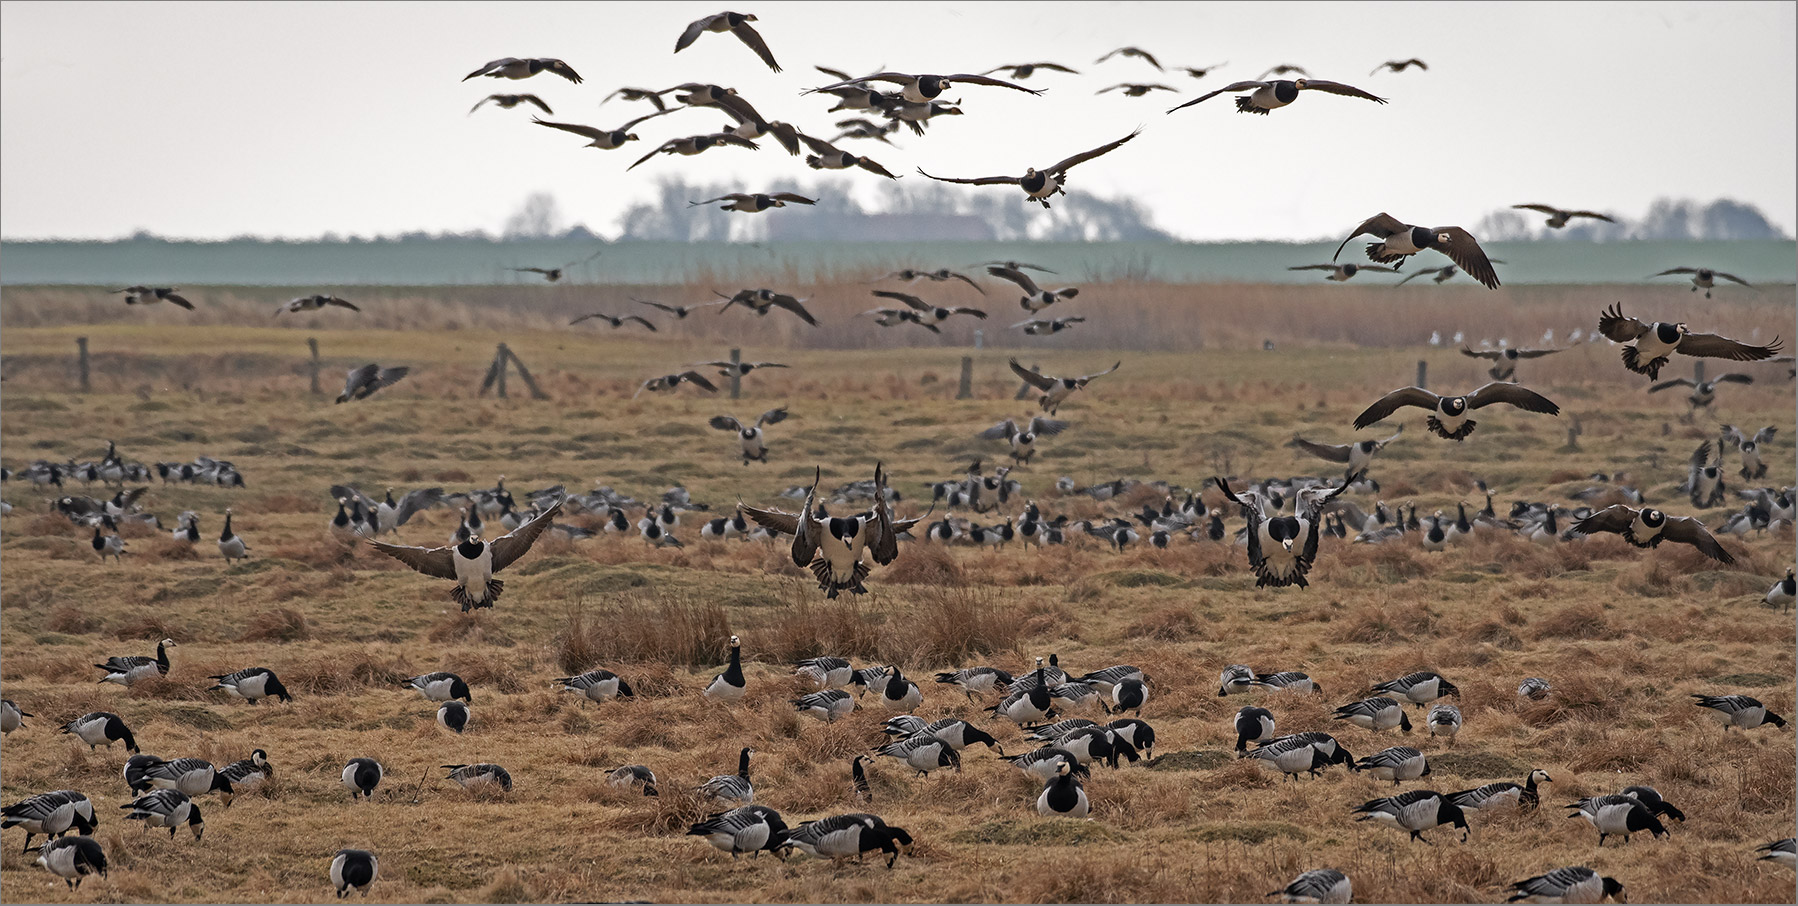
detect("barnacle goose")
[1565,794,1667,846]
[782,813,883,862]
[1352,790,1467,843]
[795,656,855,689]
[1517,677,1552,701]
[1218,664,1257,696]
[91,522,127,562]
[369,501,562,610]
[1448,769,1552,812]
[703,636,748,703]
[1112,677,1149,715]
[793,689,856,722]
[849,665,893,698]
[1253,670,1323,694]
[882,715,929,737]
[219,750,273,794]
[912,718,999,751]
[342,758,383,800]
[60,712,138,752]
[143,757,234,802]
[988,661,1056,727]
[209,667,292,704]
[1007,746,1090,781]
[1054,726,1139,768]
[218,508,249,562]
[1106,718,1156,760]
[934,665,1014,699]
[1756,838,1797,867]
[123,754,160,793]
[1505,866,1625,903]
[874,735,961,777]
[851,755,874,802]
[121,789,205,840]
[36,835,107,889]
[443,763,512,791]
[554,668,634,704]
[1620,786,1686,822]
[401,672,472,703]
[1355,746,1429,784]
[1,698,29,735]
[94,638,176,686]
[4,791,97,852]
[1767,570,1796,610]
[1037,761,1089,818]
[1372,671,1460,707]
[688,805,789,859]
[1692,693,1788,730]
[1270,868,1351,904]
[699,747,755,805]
[1050,681,1106,714]
[1245,732,1356,780]
[608,765,659,797]
[880,666,923,712]
[1027,717,1098,742]
[438,700,469,734]
[1234,706,1276,753]
[1076,665,1143,694]
[1427,704,1463,744]
[1333,696,1413,732]
[331,849,380,898]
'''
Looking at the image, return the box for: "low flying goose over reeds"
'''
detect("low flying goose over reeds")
[877,268,986,292]
[1505,866,1625,904]
[689,192,816,212]
[276,294,359,316]
[1288,429,1401,479]
[35,834,107,889]
[1597,303,1781,379]
[1095,46,1162,70]
[636,371,719,398]
[208,667,291,704]
[1570,505,1734,562]
[983,61,1080,79]
[368,500,561,611]
[833,118,898,143]
[1289,263,1397,281]
[111,286,194,309]
[510,248,602,283]
[870,291,988,328]
[1461,343,1561,381]
[1168,77,1385,115]
[1214,476,1350,589]
[1371,58,1428,75]
[1009,359,1118,413]
[121,789,205,840]
[1354,382,1560,441]
[1512,203,1614,229]
[795,133,899,177]
[917,129,1139,208]
[710,407,789,464]
[533,111,672,150]
[699,359,789,379]
[95,638,175,686]
[688,805,789,859]
[1398,262,1507,285]
[1650,266,1752,298]
[1014,316,1085,335]
[569,312,656,330]
[1691,693,1787,730]
[336,364,409,403]
[676,12,780,72]
[462,57,581,83]
[1271,868,1351,904]
[633,297,727,319]
[742,465,920,598]
[469,93,551,115]
[1096,82,1177,96]
[1352,790,1467,844]
[1656,375,1756,416]
[331,849,380,898]
[809,70,1040,104]
[1333,213,1500,288]
[863,306,934,331]
[716,287,822,325]
[628,131,759,171]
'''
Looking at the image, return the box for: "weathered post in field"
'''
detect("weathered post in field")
[504,346,549,400]
[307,338,321,396]
[1415,360,1427,390]
[1015,363,1038,401]
[76,337,90,393]
[1565,415,1582,451]
[479,346,504,398]
[956,355,973,400]
[729,348,742,400]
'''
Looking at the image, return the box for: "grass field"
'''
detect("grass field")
[1,281,1793,903]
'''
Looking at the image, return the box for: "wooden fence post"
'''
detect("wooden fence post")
[1415,360,1427,390]
[956,356,973,400]
[77,337,90,393]
[478,347,503,397]
[504,346,549,400]
[307,338,321,396]
[494,344,509,399]
[729,348,742,400]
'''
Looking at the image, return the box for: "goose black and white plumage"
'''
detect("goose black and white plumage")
[336,364,409,403]
[94,638,175,686]
[627,131,758,172]
[1111,677,1149,715]
[1618,785,1686,823]
[991,270,1084,315]
[217,507,249,561]
[874,735,961,777]
[1106,718,1156,760]
[1517,677,1552,701]
[1372,671,1461,708]
[342,758,383,800]
[1426,703,1463,744]
[1096,82,1178,97]
[1598,303,1782,379]
[676,11,779,71]
[554,668,633,704]
[1565,794,1667,846]
[1051,726,1139,768]
[1331,213,1500,288]
[470,93,551,115]
[209,667,292,704]
[793,133,899,178]
[1,699,30,735]
[1333,696,1413,733]
[1355,746,1430,785]
[795,656,854,689]
[1462,344,1564,382]
[443,763,511,791]
[984,61,1080,79]
[218,750,272,794]
[981,416,1069,466]
[463,57,581,83]
[989,661,1057,727]
[1507,867,1626,904]
[912,719,1000,752]
[276,294,360,316]
[1007,746,1090,781]
[401,672,472,703]
[1571,505,1734,563]
[112,285,195,309]
[1721,424,1777,479]
[35,835,107,889]
[1234,706,1276,753]
[869,290,988,328]
[1242,734,1349,781]
[142,757,233,802]
[1014,316,1086,335]
[1037,761,1089,818]
[608,765,659,796]
[1449,769,1552,812]
[691,192,817,213]
[1073,665,1143,695]
[121,789,204,840]
[792,689,856,722]
[4,791,97,853]
[742,465,920,598]
[812,70,1040,105]
[1288,429,1401,478]
[437,700,469,734]
[1215,476,1350,588]
[1271,868,1351,904]
[1253,671,1323,694]
[1168,77,1385,115]
[933,666,1013,699]
[331,849,380,898]
[1354,383,1559,441]
[1218,664,1257,696]
[1692,693,1788,730]
[1650,266,1752,298]
[688,805,789,859]
[877,666,923,712]
[369,500,560,611]
[709,407,789,464]
[633,298,728,321]
[1766,569,1796,611]
[703,635,747,703]
[1513,203,1615,230]
[1352,790,1467,844]
[715,287,825,326]
[1756,838,1797,867]
[698,747,756,805]
[1289,263,1398,282]
[917,129,1139,209]
[122,754,160,793]
[91,522,127,562]
[534,111,671,151]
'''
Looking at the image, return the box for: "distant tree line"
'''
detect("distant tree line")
[1475,197,1788,242]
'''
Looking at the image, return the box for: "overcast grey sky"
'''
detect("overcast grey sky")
[2,1,1792,241]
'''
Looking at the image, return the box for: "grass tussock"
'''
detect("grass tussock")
[1527,603,1615,641]
[237,606,312,642]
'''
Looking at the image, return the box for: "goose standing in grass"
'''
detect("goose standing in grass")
[1597,303,1782,379]
[121,790,204,840]
[792,689,856,722]
[1766,569,1795,610]
[704,635,748,703]
[219,508,249,561]
[989,660,1057,727]
[1052,726,1138,768]
[1691,693,1788,730]
[1253,671,1323,694]
[342,758,383,800]
[934,665,1014,699]
[330,849,380,898]
[1168,77,1385,115]
[143,758,234,802]
[35,835,107,889]
[781,813,884,862]
[1106,718,1156,760]
[1234,706,1276,753]
[608,765,658,797]
[1372,671,1460,708]
[463,57,581,83]
[911,719,1000,753]
[1036,761,1089,818]
[2,699,31,736]
[1756,838,1796,867]
[1270,868,1350,904]
[741,464,921,598]
[1650,266,1752,298]
[4,791,97,853]
[1355,746,1430,784]
[852,755,873,802]
[91,521,126,562]
[1426,704,1463,744]
[1215,476,1350,588]
[795,656,855,689]
[874,735,961,777]
[1352,790,1467,843]
[209,667,292,704]
[554,669,633,705]
[218,750,273,795]
[1620,785,1686,823]
[443,763,511,791]
[368,500,561,611]
[688,805,790,859]
[1218,664,1258,696]
[61,711,137,752]
[1333,696,1413,733]
[916,130,1139,209]
[401,672,472,703]
[1505,866,1625,903]
[1566,794,1667,846]
[95,638,175,686]
[1570,505,1734,563]
[437,701,469,734]
[1448,769,1552,812]
[709,408,789,464]
[699,747,756,805]
[878,666,922,712]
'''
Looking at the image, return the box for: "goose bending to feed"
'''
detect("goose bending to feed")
[533,111,671,150]
[1505,866,1624,903]
[710,407,789,464]
[1332,213,1500,288]
[1513,203,1614,229]
[331,849,380,898]
[469,93,551,115]
[792,689,855,722]
[342,758,383,800]
[1009,359,1118,413]
[688,805,789,859]
[1565,794,1667,846]
[1570,505,1734,563]
[1597,303,1781,379]
[463,57,581,83]
[95,638,176,686]
[4,791,98,852]
[1214,476,1350,588]
[1651,266,1751,298]
[208,667,292,704]
[1354,383,1559,441]
[336,364,408,403]
[443,763,511,791]
[917,129,1138,209]
[676,12,780,72]
[609,765,658,796]
[402,672,471,702]
[1691,693,1787,730]
[368,500,561,611]
[1351,790,1467,844]
[554,668,633,704]
[120,790,205,840]
[35,835,108,889]
[741,464,922,598]
[1271,868,1351,904]
[690,192,817,213]
[1168,77,1385,115]
[1372,671,1460,707]
[1448,769,1552,812]
[61,712,138,751]
[1333,696,1412,732]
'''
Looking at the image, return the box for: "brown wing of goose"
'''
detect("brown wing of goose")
[1008,359,1057,391]
[1429,227,1500,289]
[677,371,720,392]
[1296,79,1387,103]
[1511,347,1565,359]
[730,20,782,73]
[915,169,1019,186]
[868,464,901,565]
[1676,332,1782,361]
[1288,437,1353,463]
[1464,382,1559,415]
[533,118,607,140]
[368,540,457,579]
[989,267,1045,296]
[1333,212,1409,261]
[488,501,564,571]
[1569,504,1636,536]
[1597,303,1651,342]
[1353,387,1441,429]
[1661,516,1734,563]
[675,14,725,52]
[942,73,1042,94]
[1042,129,1141,178]
[1460,346,1502,361]
[1166,80,1264,113]
[872,290,928,310]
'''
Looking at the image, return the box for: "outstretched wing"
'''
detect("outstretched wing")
[729,20,782,73]
[1166,80,1265,113]
[368,540,457,579]
[633,298,679,315]
[488,500,564,571]
[1352,387,1440,429]
[1288,437,1352,463]
[1598,303,1651,343]
[1465,382,1560,415]
[1078,361,1122,382]
[675,13,725,52]
[1712,271,1752,286]
[868,463,902,565]
[1512,204,1562,216]
[1430,227,1500,289]
[915,168,1020,186]
[1652,267,1699,277]
[757,407,789,427]
[1042,129,1141,177]
[533,118,607,140]
[769,294,820,326]
[1648,378,1696,393]
[623,316,657,331]
[1460,346,1502,361]
[1029,417,1070,437]
[1008,358,1057,391]
[1661,516,1734,563]
[1565,210,1615,223]
[979,420,1018,440]
[1288,265,1337,272]
[989,266,1044,296]
[678,371,720,392]
[942,73,1043,94]
[710,415,745,432]
[741,502,800,537]
[1333,212,1409,261]
[1297,80,1387,103]
[1677,332,1783,362]
[1570,505,1636,536]
[1511,347,1563,359]
[872,290,929,310]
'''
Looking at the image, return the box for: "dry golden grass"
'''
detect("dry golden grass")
[0,279,1793,903]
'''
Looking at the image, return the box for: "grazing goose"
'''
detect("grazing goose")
[1043,726,1133,769]
[1517,677,1552,701]
[368,500,561,611]
[704,635,748,703]
[1570,505,1734,563]
[850,666,893,698]
[795,656,855,689]
[1014,316,1086,335]
[1215,476,1349,588]
[1766,569,1796,610]
[981,416,1070,466]
[879,667,923,712]
[534,111,670,150]
[990,268,1082,314]
[1,699,30,735]
[1037,761,1089,818]
[1111,678,1149,715]
[4,791,97,852]
[217,508,249,561]
[1691,693,1787,730]
[463,57,581,83]
[1566,794,1667,846]
[35,835,107,889]
[873,736,961,777]
[1371,58,1428,75]
[1332,213,1500,288]
[341,758,383,800]
[336,364,409,403]
[1354,383,1559,441]
[218,750,272,794]
[608,765,659,796]
[569,311,657,330]
[91,523,126,562]
[120,790,204,840]
[1218,664,1257,696]
[443,763,511,791]
[111,285,195,309]
[1007,746,1090,781]
[1333,696,1413,733]
[470,93,551,115]
[1234,706,1276,752]
[989,660,1057,727]
[1597,303,1782,379]
[209,667,292,704]
[1426,704,1463,744]
[882,715,928,737]
[1513,203,1615,230]
[1651,266,1752,298]
[95,638,176,686]
[61,712,137,752]
[914,719,1000,752]
[437,700,469,734]
[1372,671,1460,708]
[1355,746,1429,784]
[1241,734,1350,781]
[1288,429,1401,479]
[331,849,380,898]
[1009,359,1118,413]
[793,689,856,722]
[1077,665,1144,695]
[402,672,472,703]
[1505,866,1625,903]
[1271,868,1351,904]
[690,192,816,213]
[1289,263,1397,281]
[1253,672,1322,695]
[1756,838,1796,867]
[709,407,790,464]
[934,666,1013,699]
[781,813,887,863]
[554,669,633,705]
[143,758,233,801]
[1448,769,1552,812]
[917,130,1139,209]
[742,465,921,598]
[688,805,790,859]
[676,11,780,71]
[699,748,756,805]
[1168,77,1385,115]
[276,294,360,316]
[122,754,161,793]
[1352,790,1467,843]
[1049,681,1106,714]
[1106,718,1156,760]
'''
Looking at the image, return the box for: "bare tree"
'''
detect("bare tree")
[503,192,566,239]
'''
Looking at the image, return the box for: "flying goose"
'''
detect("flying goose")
[1461,343,1561,381]
[554,668,633,705]
[609,765,659,796]
[111,286,195,309]
[1398,263,1511,286]
[120,790,204,840]
[983,61,1079,79]
[1215,476,1350,588]
[1333,696,1413,733]
[688,805,789,859]
[1756,838,1796,867]
[369,500,560,611]
[698,747,755,805]
[1096,83,1177,96]
[716,287,822,325]
[1289,262,1398,281]
[335,364,408,404]
[1356,746,1429,784]
[1095,46,1162,69]
[1570,505,1733,562]
[1288,429,1401,478]
[1036,761,1089,818]
[1371,671,1460,708]
[35,835,107,889]
[1651,266,1752,298]
[1259,64,1310,78]
[1332,213,1499,288]
[627,131,758,171]
[1371,58,1428,75]
[533,111,671,150]
[1354,382,1559,441]
[208,667,292,704]
[1505,866,1624,903]
[703,635,747,703]
[442,763,511,791]
[810,70,1040,104]
[1447,769,1552,812]
[870,290,988,327]
[633,298,726,321]
[1691,694,1787,730]
[1009,359,1118,413]
[331,849,380,898]
[690,192,816,213]
[1,699,29,736]
[342,758,384,800]
[980,416,1070,466]
[634,370,720,399]
[1169,77,1384,115]
[462,57,581,83]
[569,311,656,331]
[917,129,1138,209]
[402,672,471,703]
[741,464,921,598]
[1014,316,1085,335]
[95,638,175,686]
[509,248,603,283]
[792,689,856,722]
[1512,203,1615,229]
[1352,790,1467,843]
[676,12,780,72]
[276,294,360,316]
[1270,868,1351,904]
[1565,794,1667,846]
[1721,425,1776,481]
[470,93,551,115]
[709,407,789,464]
[794,133,899,177]
[1599,303,1783,378]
